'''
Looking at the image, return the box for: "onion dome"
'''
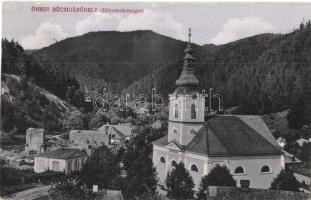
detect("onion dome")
[175,28,199,94]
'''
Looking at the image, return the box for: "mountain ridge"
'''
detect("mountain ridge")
[30,23,311,129]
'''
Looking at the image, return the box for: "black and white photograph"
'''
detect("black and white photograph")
[1,1,311,199]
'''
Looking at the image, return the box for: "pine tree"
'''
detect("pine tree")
[165,162,194,200]
[89,109,109,129]
[64,110,85,130]
[197,164,236,199]
[80,145,119,189]
[270,169,300,192]
[122,154,158,199]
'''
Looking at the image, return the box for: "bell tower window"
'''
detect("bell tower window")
[175,103,178,118]
[191,103,196,119]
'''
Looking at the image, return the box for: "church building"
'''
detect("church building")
[152,29,284,190]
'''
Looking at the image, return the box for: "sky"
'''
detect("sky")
[2,2,311,49]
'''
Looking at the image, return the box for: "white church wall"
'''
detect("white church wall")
[184,153,208,190]
[153,145,284,190]
[208,155,284,189]
[153,146,185,184]
[168,121,203,146]
[153,145,208,188]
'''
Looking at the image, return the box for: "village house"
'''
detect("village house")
[281,149,302,166]
[34,148,88,174]
[25,128,45,154]
[152,30,284,190]
[97,123,135,146]
[69,123,135,153]
[69,130,110,150]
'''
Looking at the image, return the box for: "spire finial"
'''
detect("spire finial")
[188,28,191,44]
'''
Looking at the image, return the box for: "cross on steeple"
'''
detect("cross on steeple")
[188,28,191,44]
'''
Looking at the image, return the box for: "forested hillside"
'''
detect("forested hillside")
[123,23,311,129]
[1,40,84,135]
[33,30,209,93]
[26,21,311,130]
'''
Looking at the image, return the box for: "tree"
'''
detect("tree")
[270,169,300,192]
[298,143,311,162]
[89,109,109,130]
[165,162,194,200]
[79,145,119,189]
[120,134,158,199]
[287,102,305,129]
[48,174,92,200]
[197,164,236,199]
[64,110,84,130]
[121,154,158,199]
[66,85,84,108]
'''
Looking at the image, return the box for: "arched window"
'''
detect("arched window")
[191,103,196,119]
[173,129,178,134]
[171,160,177,167]
[160,157,166,163]
[175,104,178,118]
[261,165,271,173]
[234,167,244,174]
[191,164,198,172]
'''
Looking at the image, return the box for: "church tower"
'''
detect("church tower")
[168,28,205,146]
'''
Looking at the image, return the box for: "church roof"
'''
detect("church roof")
[153,115,282,157]
[175,28,200,93]
[36,148,88,159]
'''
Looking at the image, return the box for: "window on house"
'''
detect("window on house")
[175,104,178,118]
[171,160,177,167]
[160,157,166,163]
[173,129,177,134]
[191,103,196,119]
[191,164,198,172]
[234,167,244,174]
[261,165,271,173]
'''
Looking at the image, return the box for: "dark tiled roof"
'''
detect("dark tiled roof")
[37,148,87,159]
[153,116,282,157]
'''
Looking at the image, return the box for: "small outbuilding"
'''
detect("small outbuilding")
[34,148,88,174]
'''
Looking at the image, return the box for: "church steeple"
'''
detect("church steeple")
[167,29,205,146]
[175,28,199,94]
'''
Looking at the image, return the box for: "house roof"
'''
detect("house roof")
[36,148,87,159]
[281,150,302,164]
[153,115,282,157]
[97,124,133,138]
[112,125,133,137]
